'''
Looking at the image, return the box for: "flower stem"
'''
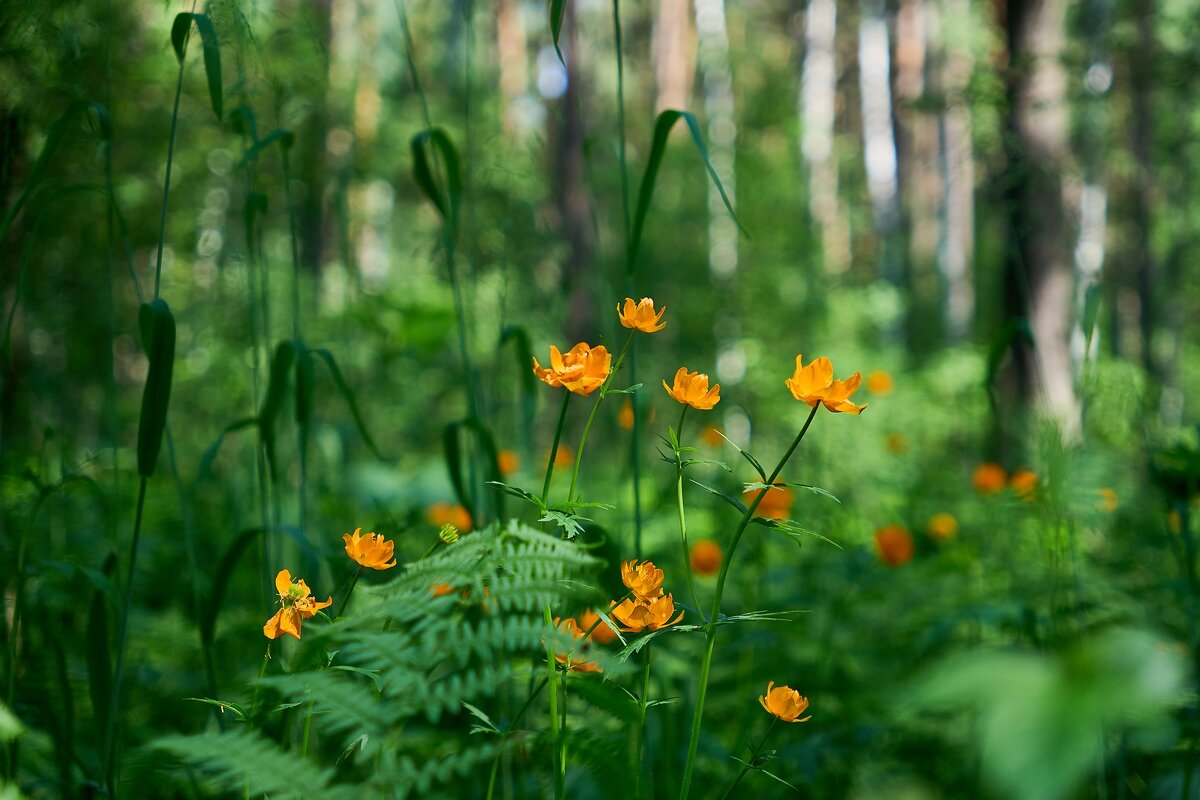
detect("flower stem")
[543,606,564,800]
[719,717,780,800]
[636,644,653,799]
[673,406,705,622]
[679,404,820,799]
[340,565,363,617]
[566,333,634,504]
[300,698,315,757]
[541,391,572,506]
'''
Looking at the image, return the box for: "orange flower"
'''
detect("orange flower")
[701,425,724,447]
[866,371,894,395]
[343,527,397,570]
[1098,488,1118,512]
[972,462,1007,494]
[758,682,811,723]
[553,617,602,673]
[532,342,612,396]
[926,513,958,541]
[498,449,519,476]
[610,593,683,632]
[430,583,456,597]
[785,355,867,414]
[263,569,332,640]
[427,502,472,532]
[875,524,914,567]
[549,444,575,469]
[663,367,720,410]
[578,609,618,645]
[621,560,665,600]
[1010,469,1037,501]
[689,539,722,576]
[619,398,635,430]
[744,485,794,520]
[617,297,667,333]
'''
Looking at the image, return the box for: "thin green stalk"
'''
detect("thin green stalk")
[559,672,569,789]
[679,404,820,799]
[672,406,704,622]
[103,477,149,794]
[566,333,634,503]
[636,645,652,799]
[719,717,780,800]
[630,341,644,557]
[278,146,309,549]
[3,524,28,779]
[611,0,631,241]
[340,565,364,616]
[300,699,315,757]
[153,48,187,300]
[543,606,564,800]
[541,391,572,505]
[250,648,271,720]
[485,678,549,800]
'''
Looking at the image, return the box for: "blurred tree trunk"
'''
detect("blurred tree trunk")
[938,0,976,341]
[496,0,529,132]
[858,0,902,285]
[553,3,596,341]
[1000,0,1079,433]
[653,0,695,113]
[1128,0,1158,383]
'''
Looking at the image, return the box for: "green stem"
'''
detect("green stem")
[541,391,573,506]
[719,717,780,800]
[3,521,28,779]
[566,333,634,504]
[153,43,188,299]
[630,341,644,558]
[679,404,820,799]
[673,406,704,622]
[250,647,270,720]
[300,699,315,757]
[103,477,149,794]
[340,565,364,617]
[543,606,564,800]
[636,645,652,799]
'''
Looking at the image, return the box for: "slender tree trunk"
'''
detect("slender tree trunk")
[654,0,696,114]
[1001,0,1079,434]
[1128,0,1157,383]
[938,0,976,340]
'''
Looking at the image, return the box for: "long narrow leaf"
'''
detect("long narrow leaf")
[549,0,566,64]
[410,128,462,223]
[259,340,297,479]
[136,299,176,477]
[311,348,384,459]
[171,12,223,120]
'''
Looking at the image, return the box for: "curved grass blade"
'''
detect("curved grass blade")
[196,417,258,487]
[443,419,504,528]
[311,348,384,459]
[136,299,176,477]
[550,0,566,64]
[238,129,295,169]
[626,109,746,273]
[498,325,537,443]
[228,104,259,141]
[295,341,315,464]
[86,555,117,744]
[171,12,223,121]
[259,340,297,479]
[411,128,462,223]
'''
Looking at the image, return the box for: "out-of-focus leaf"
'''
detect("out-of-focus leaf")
[136,299,176,477]
[170,13,223,120]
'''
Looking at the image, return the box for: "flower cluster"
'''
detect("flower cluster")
[610,560,683,632]
[552,617,603,673]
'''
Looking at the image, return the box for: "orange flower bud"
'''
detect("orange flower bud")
[875,524,914,567]
[621,560,665,600]
[972,462,1007,494]
[926,513,958,541]
[689,539,722,576]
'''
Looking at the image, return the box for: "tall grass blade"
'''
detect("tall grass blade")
[498,325,537,443]
[311,348,384,459]
[295,341,315,464]
[136,299,176,477]
[549,0,566,64]
[443,419,504,527]
[195,417,258,486]
[627,110,746,273]
[238,129,295,169]
[85,556,116,744]
[411,128,462,223]
[260,340,298,479]
[170,12,223,121]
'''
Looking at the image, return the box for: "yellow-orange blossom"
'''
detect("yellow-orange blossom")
[785,355,867,414]
[343,527,397,570]
[263,570,332,640]
[759,681,812,723]
[617,297,667,333]
[663,367,720,410]
[532,342,612,396]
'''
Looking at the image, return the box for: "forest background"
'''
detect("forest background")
[1,0,1199,797]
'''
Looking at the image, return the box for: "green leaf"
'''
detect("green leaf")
[411,128,462,224]
[498,326,537,444]
[311,348,384,460]
[136,299,176,477]
[228,104,258,141]
[294,341,315,463]
[743,480,840,503]
[549,0,566,64]
[86,554,116,743]
[689,479,748,514]
[615,625,704,661]
[461,701,501,735]
[627,109,746,273]
[195,417,257,487]
[985,317,1033,391]
[1081,283,1102,351]
[170,12,223,120]
[752,516,842,549]
[259,340,297,480]
[185,698,247,721]
[539,510,587,539]
[238,129,296,169]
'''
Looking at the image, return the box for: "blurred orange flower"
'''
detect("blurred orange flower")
[430,583,456,597]
[578,609,618,645]
[617,297,667,333]
[619,398,635,430]
[701,425,724,447]
[866,371,894,395]
[875,524,914,567]
[553,617,602,673]
[745,485,794,520]
[758,681,811,723]
[1010,469,1038,501]
[427,502,472,532]
[663,367,721,410]
[972,462,1007,494]
[532,342,612,396]
[1098,487,1118,512]
[785,355,867,414]
[610,593,683,632]
[343,527,397,570]
[263,569,332,640]
[689,539,722,576]
[621,560,665,600]
[926,513,958,541]
[497,449,519,476]
[885,432,908,454]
